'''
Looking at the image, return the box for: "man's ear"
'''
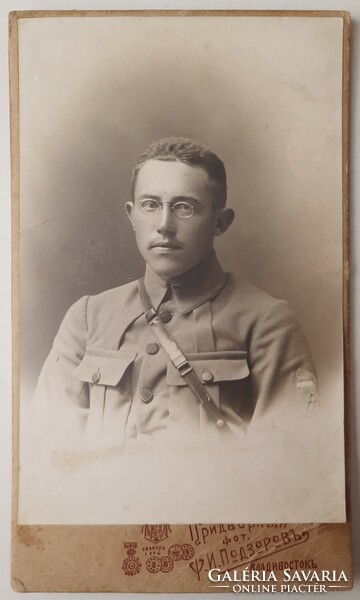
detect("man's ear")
[214,208,235,236]
[125,201,136,231]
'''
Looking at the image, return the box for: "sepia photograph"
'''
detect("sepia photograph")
[13,11,347,526]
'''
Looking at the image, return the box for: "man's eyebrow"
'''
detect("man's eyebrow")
[173,196,201,205]
[137,194,201,205]
[138,194,161,201]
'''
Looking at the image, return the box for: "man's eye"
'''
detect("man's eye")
[174,202,194,218]
[140,199,159,212]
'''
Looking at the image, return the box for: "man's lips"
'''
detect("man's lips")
[150,241,182,250]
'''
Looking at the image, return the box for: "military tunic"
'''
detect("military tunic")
[34,253,318,445]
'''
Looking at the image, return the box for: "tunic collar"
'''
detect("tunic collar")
[143,252,227,314]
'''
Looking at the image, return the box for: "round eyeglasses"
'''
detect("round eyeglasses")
[138,198,195,219]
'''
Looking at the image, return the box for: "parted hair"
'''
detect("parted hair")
[131,137,227,209]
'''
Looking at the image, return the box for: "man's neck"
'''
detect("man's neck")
[144,252,227,314]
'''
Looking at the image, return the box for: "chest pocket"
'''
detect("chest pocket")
[166,350,252,431]
[76,348,136,386]
[75,348,136,439]
[166,351,249,387]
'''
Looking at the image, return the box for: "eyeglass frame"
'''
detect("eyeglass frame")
[135,197,197,219]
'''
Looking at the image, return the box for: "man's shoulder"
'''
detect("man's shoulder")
[60,280,141,336]
[88,278,140,310]
[77,279,143,344]
[223,273,289,314]
[219,273,307,349]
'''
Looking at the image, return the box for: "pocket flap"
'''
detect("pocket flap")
[75,348,136,386]
[167,351,249,386]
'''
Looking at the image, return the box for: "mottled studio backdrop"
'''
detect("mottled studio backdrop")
[18,15,344,421]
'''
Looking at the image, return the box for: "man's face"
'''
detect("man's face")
[127,159,222,280]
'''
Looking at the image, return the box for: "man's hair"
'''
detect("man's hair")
[131,137,227,209]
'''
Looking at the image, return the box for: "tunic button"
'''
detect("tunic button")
[140,388,154,404]
[216,418,225,428]
[145,342,159,355]
[202,370,214,383]
[158,308,172,324]
[92,371,101,383]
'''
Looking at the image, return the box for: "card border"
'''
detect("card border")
[9,9,351,592]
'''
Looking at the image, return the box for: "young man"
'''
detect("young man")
[34,137,318,446]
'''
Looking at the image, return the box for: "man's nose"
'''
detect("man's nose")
[156,204,176,235]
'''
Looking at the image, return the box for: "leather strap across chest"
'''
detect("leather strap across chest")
[138,278,230,433]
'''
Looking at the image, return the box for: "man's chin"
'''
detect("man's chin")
[146,256,192,281]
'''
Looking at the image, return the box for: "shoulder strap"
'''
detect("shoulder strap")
[138,278,230,433]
